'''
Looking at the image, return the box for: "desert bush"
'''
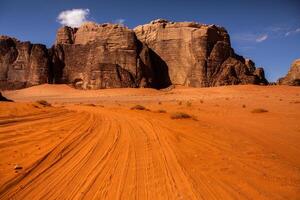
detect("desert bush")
[131,105,146,110]
[178,101,182,105]
[242,104,246,108]
[290,101,300,104]
[156,109,167,113]
[86,103,96,107]
[200,99,204,104]
[251,108,268,113]
[186,101,192,107]
[158,101,162,105]
[170,112,192,119]
[36,100,51,107]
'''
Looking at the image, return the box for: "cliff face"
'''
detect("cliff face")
[134,19,267,87]
[0,36,50,90]
[0,19,268,90]
[51,22,170,89]
[278,59,300,86]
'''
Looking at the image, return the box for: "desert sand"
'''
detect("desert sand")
[0,84,300,199]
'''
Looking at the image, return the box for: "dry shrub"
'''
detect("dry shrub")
[186,101,192,107]
[86,103,96,107]
[170,112,192,119]
[251,108,268,113]
[200,100,204,104]
[36,100,51,107]
[158,101,162,105]
[156,109,167,113]
[131,105,146,110]
[178,101,182,105]
[242,104,246,108]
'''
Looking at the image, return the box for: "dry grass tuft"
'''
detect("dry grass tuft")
[36,100,51,107]
[85,103,96,107]
[186,101,192,107]
[156,109,167,113]
[131,105,146,110]
[170,112,192,119]
[251,108,268,113]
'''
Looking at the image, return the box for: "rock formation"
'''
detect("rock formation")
[134,19,268,87]
[50,22,170,89]
[278,59,300,86]
[0,19,268,90]
[0,36,50,90]
[0,92,12,102]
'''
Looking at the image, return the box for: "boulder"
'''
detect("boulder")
[134,19,268,86]
[278,59,300,86]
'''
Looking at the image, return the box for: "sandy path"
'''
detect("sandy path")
[0,85,300,199]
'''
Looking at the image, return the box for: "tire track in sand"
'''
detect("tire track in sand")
[0,105,299,199]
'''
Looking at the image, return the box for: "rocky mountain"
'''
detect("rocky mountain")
[278,59,300,86]
[51,22,170,89]
[0,19,268,90]
[134,19,267,87]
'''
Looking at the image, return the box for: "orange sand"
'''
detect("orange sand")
[0,84,300,199]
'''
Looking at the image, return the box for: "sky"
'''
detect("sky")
[0,0,299,82]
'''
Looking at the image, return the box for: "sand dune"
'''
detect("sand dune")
[0,85,300,199]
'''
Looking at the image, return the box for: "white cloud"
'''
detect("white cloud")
[114,19,125,25]
[233,33,268,43]
[57,9,90,27]
[256,34,268,42]
[285,28,300,37]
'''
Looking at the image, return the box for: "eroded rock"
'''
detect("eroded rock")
[134,19,268,86]
[278,59,300,86]
[0,36,50,90]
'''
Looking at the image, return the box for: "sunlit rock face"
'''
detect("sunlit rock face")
[278,59,300,86]
[134,19,268,87]
[0,20,268,90]
[52,22,170,89]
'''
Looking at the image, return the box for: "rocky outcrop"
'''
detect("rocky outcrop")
[0,92,12,102]
[0,19,268,90]
[0,36,50,90]
[278,59,300,86]
[50,22,170,89]
[134,19,268,86]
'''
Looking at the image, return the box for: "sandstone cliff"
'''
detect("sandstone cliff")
[51,22,170,89]
[0,19,269,90]
[0,36,50,90]
[278,59,300,86]
[134,19,268,87]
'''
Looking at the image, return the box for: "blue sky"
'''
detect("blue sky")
[0,0,299,81]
